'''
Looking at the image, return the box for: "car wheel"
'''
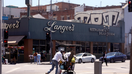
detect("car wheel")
[91,58,95,63]
[110,59,114,63]
[122,58,125,62]
[78,59,82,63]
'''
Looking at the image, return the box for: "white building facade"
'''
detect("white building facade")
[3,7,25,18]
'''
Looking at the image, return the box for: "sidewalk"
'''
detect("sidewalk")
[2,61,52,65]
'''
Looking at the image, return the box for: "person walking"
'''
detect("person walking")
[41,51,44,62]
[10,50,14,64]
[2,54,6,64]
[33,52,37,64]
[11,49,17,64]
[45,48,65,74]
[37,52,41,65]
[102,51,108,66]
[29,53,34,64]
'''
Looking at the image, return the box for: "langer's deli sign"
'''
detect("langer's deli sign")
[4,20,20,29]
[44,21,75,33]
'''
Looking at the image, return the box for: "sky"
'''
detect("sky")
[4,0,127,7]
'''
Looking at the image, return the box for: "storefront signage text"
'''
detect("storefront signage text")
[44,21,75,33]
[5,20,20,29]
[90,28,115,36]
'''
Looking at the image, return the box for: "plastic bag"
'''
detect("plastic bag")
[71,57,75,63]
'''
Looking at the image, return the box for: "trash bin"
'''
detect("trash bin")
[94,61,102,74]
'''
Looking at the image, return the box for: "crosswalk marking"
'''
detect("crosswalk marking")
[5,67,20,73]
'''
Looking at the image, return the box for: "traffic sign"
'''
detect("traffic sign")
[2,16,8,20]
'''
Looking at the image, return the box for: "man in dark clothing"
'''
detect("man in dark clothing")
[102,51,108,66]
[41,52,44,62]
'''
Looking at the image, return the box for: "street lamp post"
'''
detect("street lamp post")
[104,25,110,53]
[49,0,52,64]
[0,0,2,74]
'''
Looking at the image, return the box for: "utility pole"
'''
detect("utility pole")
[49,0,52,19]
[0,0,2,74]
[38,0,40,11]
[130,27,132,74]
[49,0,52,64]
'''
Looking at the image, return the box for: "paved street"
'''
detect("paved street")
[2,60,130,74]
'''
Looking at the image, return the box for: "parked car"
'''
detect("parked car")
[74,53,96,63]
[99,52,127,63]
[126,52,130,60]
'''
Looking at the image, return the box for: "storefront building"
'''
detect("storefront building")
[4,17,125,62]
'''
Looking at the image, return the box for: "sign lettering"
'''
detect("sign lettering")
[5,20,20,29]
[90,28,115,36]
[44,21,75,33]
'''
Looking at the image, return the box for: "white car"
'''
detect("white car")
[74,53,96,63]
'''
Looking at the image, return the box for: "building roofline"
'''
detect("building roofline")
[122,3,128,9]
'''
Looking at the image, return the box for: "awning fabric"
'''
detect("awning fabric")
[8,36,25,44]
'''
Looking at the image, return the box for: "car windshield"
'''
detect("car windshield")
[106,52,116,56]
[76,53,83,57]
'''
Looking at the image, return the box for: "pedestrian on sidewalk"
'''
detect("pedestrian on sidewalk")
[102,51,108,66]
[2,54,6,64]
[45,48,65,74]
[33,52,37,64]
[29,53,33,64]
[37,52,41,65]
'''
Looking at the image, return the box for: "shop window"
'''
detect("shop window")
[61,16,64,20]
[53,17,57,20]
[33,40,39,46]
[86,42,90,53]
[40,46,45,52]
[53,16,57,20]
[81,47,85,52]
[33,46,39,53]
[76,46,80,53]
[93,42,98,54]
[98,47,102,53]
[40,40,45,46]
[80,42,85,52]
[66,47,72,52]
[86,47,90,53]
[18,46,24,54]
[67,15,70,20]
[76,41,85,53]
[93,42,106,54]
[18,39,24,46]
[113,43,120,52]
[93,47,97,53]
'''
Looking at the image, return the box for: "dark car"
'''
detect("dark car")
[126,52,130,60]
[99,52,127,63]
